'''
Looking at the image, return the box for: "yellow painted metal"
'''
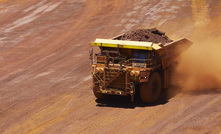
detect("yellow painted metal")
[91,42,152,50]
[91,39,155,50]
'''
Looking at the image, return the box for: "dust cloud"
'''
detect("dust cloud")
[174,35,221,92]
[173,13,221,92]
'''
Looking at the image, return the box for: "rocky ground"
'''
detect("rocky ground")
[0,0,220,134]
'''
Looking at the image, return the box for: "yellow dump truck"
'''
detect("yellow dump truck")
[90,34,192,102]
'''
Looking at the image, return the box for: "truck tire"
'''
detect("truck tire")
[140,72,162,103]
[93,91,105,99]
[93,83,105,99]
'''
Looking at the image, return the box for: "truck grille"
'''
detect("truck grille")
[104,68,126,91]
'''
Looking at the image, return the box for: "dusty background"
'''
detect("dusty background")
[0,0,221,134]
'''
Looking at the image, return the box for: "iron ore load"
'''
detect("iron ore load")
[89,28,192,102]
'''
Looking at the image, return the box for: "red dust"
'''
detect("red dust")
[173,18,221,92]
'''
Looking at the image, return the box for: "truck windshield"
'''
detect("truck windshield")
[133,51,147,63]
[132,51,148,68]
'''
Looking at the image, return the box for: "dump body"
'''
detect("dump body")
[90,35,192,102]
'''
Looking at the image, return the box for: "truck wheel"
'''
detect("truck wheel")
[93,83,105,99]
[93,91,105,99]
[140,72,162,103]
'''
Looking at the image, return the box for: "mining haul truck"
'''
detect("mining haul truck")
[89,34,192,102]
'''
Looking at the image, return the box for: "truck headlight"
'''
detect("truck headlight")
[130,71,140,77]
[130,71,135,76]
[134,71,140,77]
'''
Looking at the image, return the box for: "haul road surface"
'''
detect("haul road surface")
[0,0,221,134]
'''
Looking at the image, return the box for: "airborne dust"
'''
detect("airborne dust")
[172,0,221,92]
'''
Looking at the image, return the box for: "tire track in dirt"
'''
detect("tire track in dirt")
[164,96,221,133]
[0,0,221,134]
[143,94,221,134]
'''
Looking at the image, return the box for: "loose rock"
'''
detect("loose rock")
[114,28,173,45]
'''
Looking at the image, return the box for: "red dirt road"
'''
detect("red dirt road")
[0,0,221,134]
